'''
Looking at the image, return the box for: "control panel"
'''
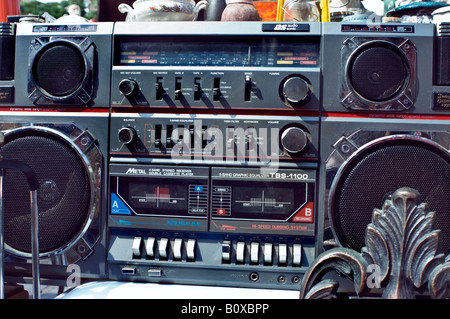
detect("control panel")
[110,113,319,163]
[112,69,319,111]
[111,22,321,112]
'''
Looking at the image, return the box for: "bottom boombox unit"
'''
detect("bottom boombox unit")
[106,112,450,292]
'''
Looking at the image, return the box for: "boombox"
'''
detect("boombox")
[1,20,449,296]
[0,22,113,282]
[319,22,450,258]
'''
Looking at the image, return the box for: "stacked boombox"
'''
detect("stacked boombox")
[0,20,449,295]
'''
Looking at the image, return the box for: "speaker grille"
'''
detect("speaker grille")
[330,139,450,255]
[2,133,90,255]
[348,43,409,102]
[32,42,86,98]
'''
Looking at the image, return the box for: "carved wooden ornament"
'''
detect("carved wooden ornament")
[300,188,450,299]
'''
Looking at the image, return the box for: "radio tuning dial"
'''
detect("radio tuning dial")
[119,79,138,96]
[281,76,311,106]
[281,127,308,154]
[118,127,136,144]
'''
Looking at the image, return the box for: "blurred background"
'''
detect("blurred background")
[15,0,449,24]
[20,0,98,20]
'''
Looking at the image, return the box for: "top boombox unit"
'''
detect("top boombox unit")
[0,20,449,296]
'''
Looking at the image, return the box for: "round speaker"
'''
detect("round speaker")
[347,41,410,102]
[28,37,94,105]
[340,38,416,111]
[1,125,100,259]
[329,136,450,255]
[32,42,86,98]
[347,42,409,102]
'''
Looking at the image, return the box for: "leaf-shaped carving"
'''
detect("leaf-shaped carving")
[303,279,339,299]
[407,230,443,288]
[301,187,450,299]
[300,248,368,299]
[428,260,450,299]
[364,221,389,283]
[363,188,442,298]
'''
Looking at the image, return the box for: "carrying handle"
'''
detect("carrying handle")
[0,155,40,299]
[0,158,39,191]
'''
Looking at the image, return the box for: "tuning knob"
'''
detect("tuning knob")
[280,127,308,154]
[281,76,312,106]
[119,79,138,96]
[118,127,136,144]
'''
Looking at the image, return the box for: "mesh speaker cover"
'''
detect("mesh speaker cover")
[2,132,91,255]
[330,139,450,255]
[32,42,86,97]
[348,43,409,102]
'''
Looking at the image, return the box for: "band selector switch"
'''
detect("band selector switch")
[244,75,252,101]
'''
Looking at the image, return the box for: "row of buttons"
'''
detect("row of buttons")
[222,241,302,267]
[131,236,302,267]
[132,236,196,262]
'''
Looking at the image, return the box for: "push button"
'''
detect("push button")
[186,239,196,262]
[145,237,156,259]
[263,242,273,265]
[132,236,142,259]
[236,241,246,264]
[159,238,169,259]
[293,243,302,266]
[173,238,183,261]
[222,241,231,263]
[250,242,259,265]
[278,243,288,266]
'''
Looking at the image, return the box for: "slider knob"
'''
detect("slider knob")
[118,127,137,144]
[282,76,311,106]
[119,79,138,96]
[281,127,308,154]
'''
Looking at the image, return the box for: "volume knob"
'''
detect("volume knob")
[118,127,136,144]
[281,127,308,154]
[282,76,311,106]
[119,79,138,96]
